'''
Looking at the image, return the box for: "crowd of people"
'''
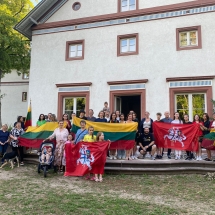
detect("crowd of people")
[0,101,215,182]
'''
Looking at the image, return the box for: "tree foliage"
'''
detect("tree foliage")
[176,94,205,119]
[0,0,34,76]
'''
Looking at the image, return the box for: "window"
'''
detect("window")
[22,92,27,102]
[176,26,202,51]
[65,40,84,61]
[118,0,138,12]
[175,93,206,120]
[72,2,81,11]
[22,73,29,79]
[121,38,136,53]
[179,31,197,47]
[64,97,86,118]
[117,33,138,56]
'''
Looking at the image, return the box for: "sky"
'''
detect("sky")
[32,0,41,6]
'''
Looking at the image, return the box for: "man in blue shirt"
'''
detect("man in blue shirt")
[161,111,173,159]
[73,120,88,144]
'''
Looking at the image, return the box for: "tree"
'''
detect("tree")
[212,99,215,112]
[0,0,34,126]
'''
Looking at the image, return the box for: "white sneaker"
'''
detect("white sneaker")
[109,156,113,160]
[178,155,181,160]
[145,154,150,158]
[175,156,178,160]
[196,156,199,161]
[131,156,134,160]
[198,156,203,161]
[134,156,138,160]
[151,156,155,160]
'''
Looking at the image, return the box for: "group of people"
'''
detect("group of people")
[1,101,215,182]
[0,116,25,165]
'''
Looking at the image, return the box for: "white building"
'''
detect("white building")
[1,71,29,125]
[15,0,215,125]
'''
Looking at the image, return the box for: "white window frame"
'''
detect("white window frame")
[63,97,85,115]
[179,30,198,47]
[121,0,136,12]
[69,44,83,58]
[120,37,136,53]
[175,93,206,120]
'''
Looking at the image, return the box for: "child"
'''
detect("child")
[155,112,163,159]
[41,147,52,164]
[94,132,110,182]
[83,126,96,142]
[62,134,73,170]
[103,102,110,114]
[83,126,96,180]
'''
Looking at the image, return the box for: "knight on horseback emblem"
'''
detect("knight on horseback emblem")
[77,145,95,170]
[164,127,186,147]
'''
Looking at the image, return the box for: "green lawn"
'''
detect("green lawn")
[0,165,215,215]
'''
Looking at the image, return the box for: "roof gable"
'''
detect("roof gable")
[14,0,68,39]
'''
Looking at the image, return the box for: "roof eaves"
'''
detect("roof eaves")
[14,0,62,40]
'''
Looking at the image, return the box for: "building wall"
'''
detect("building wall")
[30,11,215,125]
[46,0,117,23]
[140,0,195,9]
[45,0,196,23]
[1,71,29,126]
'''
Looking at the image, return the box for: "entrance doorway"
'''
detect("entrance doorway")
[115,95,141,120]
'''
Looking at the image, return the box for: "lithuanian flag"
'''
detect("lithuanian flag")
[202,129,215,150]
[19,118,137,149]
[19,122,59,148]
[72,117,137,149]
[24,101,32,128]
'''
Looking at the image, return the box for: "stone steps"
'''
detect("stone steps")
[23,154,215,175]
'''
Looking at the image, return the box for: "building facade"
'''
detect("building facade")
[15,0,215,125]
[1,71,29,125]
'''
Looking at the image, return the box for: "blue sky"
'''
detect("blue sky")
[32,0,41,6]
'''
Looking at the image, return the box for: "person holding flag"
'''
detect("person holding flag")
[171,112,183,160]
[202,113,215,155]
[193,114,204,161]
[93,132,110,182]
[83,126,97,180]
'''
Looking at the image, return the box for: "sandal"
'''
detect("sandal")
[95,178,99,182]
[205,158,212,161]
[99,178,103,182]
[90,177,95,181]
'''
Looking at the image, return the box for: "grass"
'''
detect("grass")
[0,165,215,215]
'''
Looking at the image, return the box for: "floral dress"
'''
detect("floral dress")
[49,128,69,166]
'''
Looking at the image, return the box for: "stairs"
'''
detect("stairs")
[24,153,215,175]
